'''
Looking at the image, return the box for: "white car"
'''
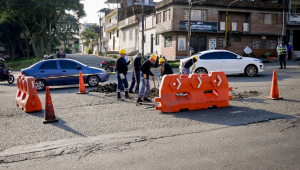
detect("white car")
[179,50,264,76]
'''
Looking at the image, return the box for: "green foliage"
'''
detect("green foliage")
[86,48,92,53]
[65,48,72,54]
[242,53,257,57]
[108,55,118,59]
[5,56,43,69]
[80,28,99,48]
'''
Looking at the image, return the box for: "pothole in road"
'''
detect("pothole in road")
[231,91,260,99]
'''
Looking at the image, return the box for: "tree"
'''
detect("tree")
[0,0,85,61]
[80,27,99,51]
[56,14,80,51]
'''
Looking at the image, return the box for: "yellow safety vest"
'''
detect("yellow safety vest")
[277,46,286,55]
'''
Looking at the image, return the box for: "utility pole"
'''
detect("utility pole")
[225,0,238,49]
[142,3,144,59]
[187,2,192,58]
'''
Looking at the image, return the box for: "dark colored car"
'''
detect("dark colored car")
[21,59,109,90]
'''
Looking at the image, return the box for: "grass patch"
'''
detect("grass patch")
[5,56,43,70]
[107,55,118,59]
[168,60,180,68]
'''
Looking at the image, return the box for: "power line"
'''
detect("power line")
[1,0,85,7]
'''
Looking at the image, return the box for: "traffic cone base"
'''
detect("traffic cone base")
[77,71,88,94]
[43,86,59,123]
[267,70,283,100]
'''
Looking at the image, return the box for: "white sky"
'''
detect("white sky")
[79,0,161,24]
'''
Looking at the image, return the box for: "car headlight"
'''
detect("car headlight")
[254,59,262,63]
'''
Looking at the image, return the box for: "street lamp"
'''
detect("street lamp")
[225,0,238,49]
[134,3,155,59]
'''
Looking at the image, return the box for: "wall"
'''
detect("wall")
[107,28,120,51]
[120,24,139,53]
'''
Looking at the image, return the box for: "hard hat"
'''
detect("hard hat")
[159,58,165,65]
[119,49,126,54]
[0,58,5,62]
[281,41,285,44]
[150,54,157,61]
[193,56,198,62]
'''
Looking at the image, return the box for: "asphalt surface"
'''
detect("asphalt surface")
[0,54,299,169]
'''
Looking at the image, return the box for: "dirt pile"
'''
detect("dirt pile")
[231,91,260,99]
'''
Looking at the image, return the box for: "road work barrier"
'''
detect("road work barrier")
[43,86,58,123]
[154,72,232,113]
[267,70,283,100]
[15,75,42,113]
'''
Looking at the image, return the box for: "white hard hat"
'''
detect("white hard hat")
[288,42,291,44]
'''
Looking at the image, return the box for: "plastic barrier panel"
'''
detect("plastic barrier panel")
[155,71,232,113]
[16,76,42,113]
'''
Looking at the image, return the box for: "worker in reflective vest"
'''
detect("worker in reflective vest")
[277,41,287,69]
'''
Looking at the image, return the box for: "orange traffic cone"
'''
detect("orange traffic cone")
[43,86,58,123]
[267,70,283,100]
[77,71,88,94]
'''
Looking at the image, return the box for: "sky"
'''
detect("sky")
[79,0,161,24]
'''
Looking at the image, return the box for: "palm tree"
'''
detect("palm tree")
[80,28,98,53]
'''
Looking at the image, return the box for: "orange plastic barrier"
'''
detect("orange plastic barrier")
[15,75,42,113]
[155,71,232,113]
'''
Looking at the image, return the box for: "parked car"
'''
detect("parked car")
[21,59,109,90]
[179,50,264,77]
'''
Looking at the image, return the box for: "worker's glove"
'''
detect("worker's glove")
[152,75,156,80]
[119,73,125,80]
[143,74,147,79]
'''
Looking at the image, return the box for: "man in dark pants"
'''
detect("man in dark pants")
[277,41,287,69]
[116,49,132,101]
[287,42,293,60]
[129,53,142,93]
[0,58,5,79]
[159,58,173,76]
[137,54,157,103]
[182,56,198,75]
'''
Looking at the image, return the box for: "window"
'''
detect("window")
[68,44,72,48]
[129,30,133,41]
[157,13,161,24]
[123,31,126,42]
[188,10,208,21]
[234,38,241,42]
[219,52,237,59]
[164,37,172,47]
[184,9,189,20]
[156,34,159,45]
[261,40,268,49]
[252,40,260,49]
[219,38,225,48]
[163,10,170,22]
[59,61,78,69]
[269,40,276,49]
[260,14,278,25]
[39,61,57,69]
[117,30,119,37]
[200,53,220,60]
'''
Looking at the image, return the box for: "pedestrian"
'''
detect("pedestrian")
[287,42,293,60]
[0,58,5,79]
[137,54,157,103]
[182,56,198,75]
[129,53,142,93]
[116,49,132,101]
[277,41,287,69]
[159,58,173,77]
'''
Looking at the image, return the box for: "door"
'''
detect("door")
[293,30,300,50]
[38,61,61,85]
[190,36,206,53]
[58,60,82,84]
[151,34,154,53]
[219,51,243,74]
[113,36,115,51]
[199,52,222,72]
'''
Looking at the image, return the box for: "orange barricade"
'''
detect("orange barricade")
[154,71,232,113]
[15,76,42,113]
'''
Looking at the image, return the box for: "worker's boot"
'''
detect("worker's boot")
[137,97,143,103]
[143,97,151,102]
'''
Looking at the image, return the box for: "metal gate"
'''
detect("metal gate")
[190,36,206,53]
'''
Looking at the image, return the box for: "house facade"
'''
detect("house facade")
[287,0,300,58]
[155,0,288,60]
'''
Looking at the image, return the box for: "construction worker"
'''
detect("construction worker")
[159,58,173,77]
[137,54,157,103]
[182,56,198,75]
[277,41,287,69]
[116,49,132,101]
[129,53,142,93]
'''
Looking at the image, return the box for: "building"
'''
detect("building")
[79,23,98,54]
[56,40,79,54]
[155,0,288,60]
[287,0,300,58]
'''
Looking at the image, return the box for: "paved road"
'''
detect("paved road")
[0,55,299,169]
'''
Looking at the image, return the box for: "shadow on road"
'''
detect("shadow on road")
[28,110,86,137]
[163,105,296,126]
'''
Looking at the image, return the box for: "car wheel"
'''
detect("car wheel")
[36,79,46,91]
[245,65,257,77]
[105,67,113,73]
[195,68,208,75]
[87,76,99,87]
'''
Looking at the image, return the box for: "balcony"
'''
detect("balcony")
[155,0,287,10]
[289,13,300,23]
[219,22,250,32]
[105,22,118,32]
[118,15,140,28]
